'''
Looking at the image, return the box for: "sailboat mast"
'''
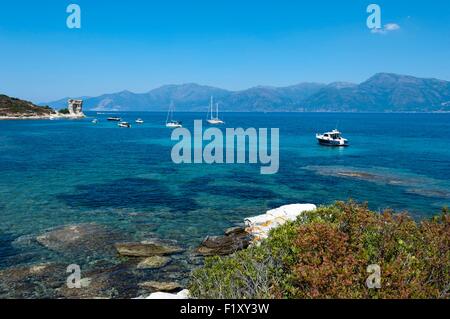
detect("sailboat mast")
[167,101,174,124]
[210,96,214,120]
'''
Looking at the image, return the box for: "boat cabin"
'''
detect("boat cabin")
[324,130,342,139]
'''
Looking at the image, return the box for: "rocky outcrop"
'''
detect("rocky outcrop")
[0,95,85,120]
[115,241,183,257]
[195,204,317,255]
[245,204,317,242]
[195,226,251,256]
[134,204,317,300]
[0,94,56,119]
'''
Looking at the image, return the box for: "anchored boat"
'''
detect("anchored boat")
[135,118,144,124]
[118,121,131,128]
[107,117,121,122]
[316,129,349,147]
[166,101,182,128]
[207,96,225,125]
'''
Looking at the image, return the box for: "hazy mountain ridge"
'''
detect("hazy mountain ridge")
[44,73,450,112]
[303,73,450,112]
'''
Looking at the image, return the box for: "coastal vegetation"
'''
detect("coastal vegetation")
[0,94,54,117]
[58,108,70,114]
[189,201,449,299]
[0,94,85,119]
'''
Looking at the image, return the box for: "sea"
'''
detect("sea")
[0,112,449,297]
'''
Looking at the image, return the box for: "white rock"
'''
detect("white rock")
[244,214,274,226]
[245,204,316,242]
[176,289,191,299]
[267,204,317,221]
[145,289,190,300]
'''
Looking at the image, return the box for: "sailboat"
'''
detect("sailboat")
[166,101,182,128]
[207,96,225,125]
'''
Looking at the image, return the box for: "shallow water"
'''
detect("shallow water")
[0,112,449,289]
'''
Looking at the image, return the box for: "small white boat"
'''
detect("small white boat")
[92,119,98,124]
[166,101,182,128]
[108,117,122,122]
[207,118,225,125]
[166,121,183,128]
[316,129,349,147]
[135,118,144,124]
[118,121,131,128]
[207,96,225,125]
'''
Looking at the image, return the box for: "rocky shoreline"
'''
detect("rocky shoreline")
[141,203,317,299]
[0,204,316,299]
[0,113,85,120]
[0,95,85,120]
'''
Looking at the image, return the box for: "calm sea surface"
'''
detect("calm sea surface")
[0,112,449,285]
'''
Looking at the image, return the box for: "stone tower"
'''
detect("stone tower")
[68,99,83,115]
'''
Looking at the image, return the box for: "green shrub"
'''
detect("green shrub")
[189,201,449,299]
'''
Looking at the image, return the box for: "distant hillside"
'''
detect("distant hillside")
[0,95,55,118]
[44,83,326,112]
[302,73,450,112]
[44,73,450,112]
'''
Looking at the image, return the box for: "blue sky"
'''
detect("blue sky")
[0,0,449,102]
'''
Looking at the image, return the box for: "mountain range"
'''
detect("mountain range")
[44,73,450,112]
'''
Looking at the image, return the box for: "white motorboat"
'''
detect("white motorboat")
[207,96,224,125]
[92,119,98,124]
[166,121,182,128]
[108,117,122,122]
[118,121,131,128]
[316,129,349,146]
[135,118,144,124]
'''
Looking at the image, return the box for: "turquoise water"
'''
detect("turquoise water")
[0,112,449,273]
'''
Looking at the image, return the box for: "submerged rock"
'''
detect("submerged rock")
[36,223,121,254]
[0,261,143,299]
[337,171,376,179]
[138,281,183,292]
[57,264,141,299]
[115,241,183,257]
[136,256,171,269]
[0,263,66,299]
[196,226,251,256]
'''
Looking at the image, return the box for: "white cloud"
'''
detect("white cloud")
[384,23,400,31]
[371,23,401,34]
